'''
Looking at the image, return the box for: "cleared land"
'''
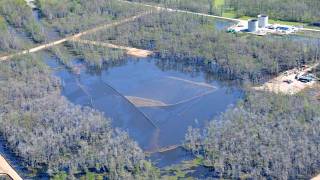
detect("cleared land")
[0,155,22,180]
[72,39,153,58]
[253,64,319,95]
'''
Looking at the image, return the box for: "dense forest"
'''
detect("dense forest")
[84,12,320,83]
[0,15,29,54]
[37,0,149,37]
[0,55,159,179]
[0,0,44,42]
[129,0,320,24]
[129,0,222,15]
[225,0,320,24]
[0,0,319,179]
[185,92,320,179]
[0,1,159,178]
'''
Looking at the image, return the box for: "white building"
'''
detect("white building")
[248,19,258,32]
[258,14,268,28]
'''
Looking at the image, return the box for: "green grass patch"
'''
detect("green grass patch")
[214,0,224,8]
[222,11,236,19]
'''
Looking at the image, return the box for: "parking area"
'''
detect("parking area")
[253,64,319,94]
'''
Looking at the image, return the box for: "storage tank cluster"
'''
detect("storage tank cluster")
[258,14,268,28]
[248,14,269,32]
[248,19,258,32]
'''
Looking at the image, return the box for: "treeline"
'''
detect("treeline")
[129,0,221,15]
[225,0,320,24]
[46,42,127,70]
[84,12,320,83]
[37,0,149,36]
[0,0,44,42]
[185,92,320,179]
[129,0,320,24]
[0,55,159,179]
[0,16,29,54]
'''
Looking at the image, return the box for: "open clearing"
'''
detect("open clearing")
[72,39,153,58]
[253,64,319,95]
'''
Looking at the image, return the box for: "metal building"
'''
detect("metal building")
[258,14,268,28]
[248,19,258,32]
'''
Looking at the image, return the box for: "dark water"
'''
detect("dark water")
[0,137,30,179]
[0,5,237,175]
[46,56,242,154]
[149,147,194,168]
[214,19,234,30]
[185,165,220,179]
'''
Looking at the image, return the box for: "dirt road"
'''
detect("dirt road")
[71,39,153,58]
[119,0,320,33]
[0,11,153,61]
[312,174,320,180]
[0,155,22,180]
[119,0,240,23]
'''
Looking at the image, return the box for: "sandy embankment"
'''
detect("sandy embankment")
[126,77,216,107]
[126,96,167,107]
[0,155,22,180]
[71,39,153,58]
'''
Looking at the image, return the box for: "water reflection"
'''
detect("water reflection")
[47,56,242,152]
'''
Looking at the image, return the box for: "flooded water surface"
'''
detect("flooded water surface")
[48,57,242,154]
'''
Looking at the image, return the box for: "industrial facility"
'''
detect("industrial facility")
[258,14,268,28]
[228,14,300,35]
[248,19,258,32]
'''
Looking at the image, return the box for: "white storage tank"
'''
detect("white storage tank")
[248,19,258,32]
[258,14,268,28]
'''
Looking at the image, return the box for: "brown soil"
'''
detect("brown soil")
[72,39,153,58]
[253,64,319,95]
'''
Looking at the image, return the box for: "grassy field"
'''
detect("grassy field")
[214,0,224,7]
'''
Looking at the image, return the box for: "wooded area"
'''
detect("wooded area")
[37,0,149,37]
[225,0,320,24]
[0,1,160,178]
[0,0,319,179]
[84,12,320,83]
[0,0,44,42]
[0,55,159,179]
[185,92,320,179]
[129,0,320,24]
